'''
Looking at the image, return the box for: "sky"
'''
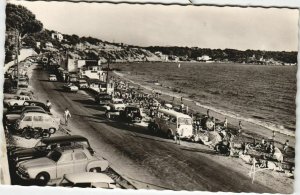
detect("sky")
[9,0,299,51]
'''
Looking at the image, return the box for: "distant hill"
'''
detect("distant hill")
[144,46,297,64]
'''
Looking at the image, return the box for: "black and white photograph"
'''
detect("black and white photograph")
[0,0,299,194]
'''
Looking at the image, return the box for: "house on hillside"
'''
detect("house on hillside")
[51,31,63,42]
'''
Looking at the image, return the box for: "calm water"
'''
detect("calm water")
[114,62,297,132]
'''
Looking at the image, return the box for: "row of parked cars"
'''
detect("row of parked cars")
[9,135,118,188]
[4,57,120,189]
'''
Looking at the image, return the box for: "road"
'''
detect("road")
[29,65,275,193]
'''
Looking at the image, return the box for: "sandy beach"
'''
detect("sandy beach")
[113,70,296,150]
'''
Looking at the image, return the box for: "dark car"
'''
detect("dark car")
[95,93,112,105]
[9,135,94,164]
[7,101,50,113]
[119,105,142,123]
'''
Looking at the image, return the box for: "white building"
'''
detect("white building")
[51,32,64,42]
[197,55,212,62]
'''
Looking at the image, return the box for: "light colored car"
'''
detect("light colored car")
[149,108,194,140]
[58,172,118,189]
[63,83,79,92]
[77,79,88,89]
[5,95,31,106]
[16,146,109,185]
[15,112,60,133]
[49,74,57,81]
[105,98,126,119]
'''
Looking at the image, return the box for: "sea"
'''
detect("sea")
[113,62,297,136]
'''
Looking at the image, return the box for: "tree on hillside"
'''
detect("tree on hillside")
[6,3,43,37]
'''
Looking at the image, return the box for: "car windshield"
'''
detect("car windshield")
[48,151,62,162]
[178,118,192,125]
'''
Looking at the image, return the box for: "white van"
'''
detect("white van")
[15,112,60,133]
[151,109,193,140]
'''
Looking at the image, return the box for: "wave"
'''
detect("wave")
[114,71,295,138]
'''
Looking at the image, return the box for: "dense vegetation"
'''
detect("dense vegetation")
[5,3,43,63]
[145,46,297,64]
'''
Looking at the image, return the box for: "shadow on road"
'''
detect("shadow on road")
[73,99,97,106]
[180,147,217,155]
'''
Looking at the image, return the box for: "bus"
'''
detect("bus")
[150,108,193,140]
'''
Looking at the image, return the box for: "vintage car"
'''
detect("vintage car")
[18,77,29,88]
[4,106,46,127]
[95,93,112,105]
[14,112,60,133]
[63,83,79,93]
[49,74,57,81]
[16,146,109,185]
[119,105,143,123]
[76,79,89,89]
[58,172,118,189]
[5,95,31,106]
[6,101,50,115]
[105,98,126,119]
[9,135,94,164]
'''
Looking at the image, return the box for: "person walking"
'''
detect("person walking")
[64,108,71,126]
[175,129,181,145]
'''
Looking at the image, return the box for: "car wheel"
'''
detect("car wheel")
[167,130,173,139]
[89,167,101,173]
[106,112,111,119]
[36,172,50,186]
[48,128,56,134]
[14,103,18,106]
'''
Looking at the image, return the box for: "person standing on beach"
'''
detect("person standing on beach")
[64,108,71,126]
[283,140,289,154]
[272,131,276,141]
[238,121,243,134]
[224,117,228,129]
[207,109,210,118]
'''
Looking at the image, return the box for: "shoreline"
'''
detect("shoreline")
[113,70,295,149]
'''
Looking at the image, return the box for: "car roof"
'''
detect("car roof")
[112,98,123,102]
[64,173,114,184]
[49,74,56,76]
[158,108,192,119]
[23,112,49,116]
[41,135,89,144]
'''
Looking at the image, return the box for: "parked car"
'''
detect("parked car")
[9,135,94,164]
[95,93,112,105]
[18,77,29,88]
[58,172,118,189]
[119,105,143,123]
[7,101,50,113]
[5,95,31,106]
[14,112,60,133]
[63,83,78,92]
[16,146,109,185]
[105,98,126,119]
[49,74,57,81]
[4,106,46,127]
[76,79,88,89]
[69,74,78,83]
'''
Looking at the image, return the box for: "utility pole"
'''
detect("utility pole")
[14,29,19,90]
[106,57,110,94]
